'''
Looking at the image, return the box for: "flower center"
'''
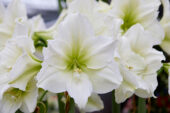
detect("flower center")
[65,43,89,72]
[120,2,139,33]
[5,88,24,101]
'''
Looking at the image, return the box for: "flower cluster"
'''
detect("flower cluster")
[0,0,169,113]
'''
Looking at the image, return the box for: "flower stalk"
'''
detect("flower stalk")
[58,0,63,13]
[112,91,120,113]
[138,98,146,113]
[39,91,48,101]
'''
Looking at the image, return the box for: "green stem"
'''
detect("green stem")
[58,0,63,13]
[138,98,146,113]
[112,91,120,113]
[58,93,65,113]
[68,98,75,113]
[39,91,48,101]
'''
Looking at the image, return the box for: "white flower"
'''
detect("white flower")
[37,13,122,108]
[67,0,122,38]
[40,0,122,40]
[0,79,38,113]
[115,24,165,103]
[0,0,27,50]
[110,0,164,44]
[0,18,41,113]
[160,0,170,55]
[0,0,46,51]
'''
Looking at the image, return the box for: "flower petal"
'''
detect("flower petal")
[8,53,41,91]
[37,65,69,93]
[83,93,104,112]
[0,93,22,113]
[85,36,116,69]
[20,80,38,113]
[66,72,92,109]
[88,60,122,94]
[4,0,27,23]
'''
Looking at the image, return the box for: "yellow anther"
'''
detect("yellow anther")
[74,68,82,73]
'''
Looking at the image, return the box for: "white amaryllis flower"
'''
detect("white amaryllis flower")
[0,0,46,51]
[115,24,165,103]
[0,79,38,113]
[38,0,122,40]
[160,0,170,55]
[37,13,122,108]
[67,0,122,38]
[0,18,41,113]
[110,0,164,44]
[0,0,27,50]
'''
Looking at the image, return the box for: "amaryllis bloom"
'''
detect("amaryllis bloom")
[0,79,38,113]
[160,0,170,55]
[0,0,45,51]
[110,0,164,44]
[114,24,165,103]
[37,0,122,40]
[0,0,27,51]
[0,19,41,113]
[37,13,122,108]
[67,0,122,38]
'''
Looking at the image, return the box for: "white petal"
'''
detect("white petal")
[0,79,9,99]
[4,0,27,23]
[135,74,158,98]
[88,60,122,94]
[115,82,134,103]
[58,13,94,42]
[115,66,140,103]
[145,21,165,45]
[0,93,22,113]
[0,1,5,23]
[8,53,41,91]
[144,49,165,74]
[21,80,38,113]
[161,0,170,21]
[12,18,29,38]
[160,0,170,54]
[0,39,22,67]
[37,65,69,93]
[85,36,116,69]
[43,39,70,70]
[66,72,92,109]
[161,38,170,55]
[83,93,104,112]
[15,37,35,55]
[68,0,96,16]
[124,24,155,50]
[29,15,46,32]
